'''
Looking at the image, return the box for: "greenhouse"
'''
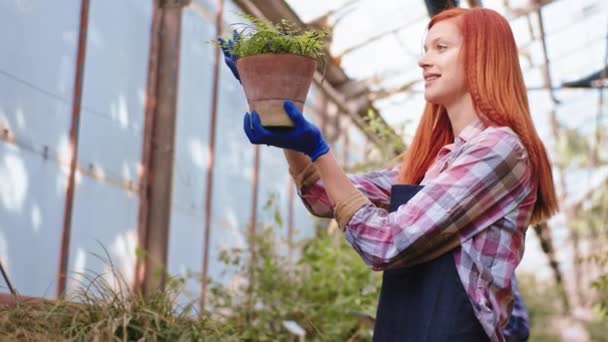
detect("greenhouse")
[0,0,607,340]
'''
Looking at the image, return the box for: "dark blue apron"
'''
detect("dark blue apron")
[372,185,489,342]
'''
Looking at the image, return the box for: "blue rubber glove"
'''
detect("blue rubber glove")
[217,30,241,82]
[243,100,330,161]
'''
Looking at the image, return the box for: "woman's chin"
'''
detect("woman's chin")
[424,93,440,104]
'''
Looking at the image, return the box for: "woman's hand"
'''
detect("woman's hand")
[217,30,240,82]
[243,100,330,161]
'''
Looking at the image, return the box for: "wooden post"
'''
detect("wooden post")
[200,0,225,311]
[135,0,186,296]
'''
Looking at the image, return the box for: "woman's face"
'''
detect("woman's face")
[418,19,467,106]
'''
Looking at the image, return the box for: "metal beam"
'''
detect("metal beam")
[0,259,16,295]
[532,223,570,313]
[535,1,587,308]
[561,67,608,88]
[56,0,90,299]
[506,0,559,20]
[246,144,261,311]
[134,0,184,296]
[287,178,295,263]
[134,0,162,295]
[424,0,459,17]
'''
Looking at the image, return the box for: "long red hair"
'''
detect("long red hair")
[399,8,558,224]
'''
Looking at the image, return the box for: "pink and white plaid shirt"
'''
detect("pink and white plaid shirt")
[298,122,536,342]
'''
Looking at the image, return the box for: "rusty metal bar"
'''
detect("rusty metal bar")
[287,177,295,263]
[0,293,53,307]
[532,223,570,312]
[249,145,260,257]
[0,123,138,194]
[535,4,560,105]
[342,118,350,167]
[246,144,261,313]
[592,24,608,165]
[465,0,482,7]
[506,0,558,20]
[56,0,90,298]
[200,0,224,311]
[134,0,184,296]
[0,259,16,295]
[535,2,581,310]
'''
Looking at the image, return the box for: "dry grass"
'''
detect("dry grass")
[0,248,239,342]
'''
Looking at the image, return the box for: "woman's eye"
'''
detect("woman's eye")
[437,44,447,51]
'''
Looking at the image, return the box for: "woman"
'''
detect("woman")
[221,7,556,342]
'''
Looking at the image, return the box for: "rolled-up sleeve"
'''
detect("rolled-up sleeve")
[291,163,398,218]
[338,132,531,270]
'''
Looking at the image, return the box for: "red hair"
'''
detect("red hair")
[399,8,558,224]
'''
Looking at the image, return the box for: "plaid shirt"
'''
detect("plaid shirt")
[295,122,536,342]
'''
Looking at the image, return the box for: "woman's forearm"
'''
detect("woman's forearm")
[314,151,361,205]
[287,149,373,228]
[283,149,312,175]
[314,151,370,228]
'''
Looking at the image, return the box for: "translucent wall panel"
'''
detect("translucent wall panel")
[0,144,68,297]
[167,4,216,302]
[256,147,290,235]
[347,119,369,167]
[66,177,139,294]
[168,0,255,303]
[67,0,152,294]
[0,0,81,297]
[77,0,150,183]
[207,43,254,284]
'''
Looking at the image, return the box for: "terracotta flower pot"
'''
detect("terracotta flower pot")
[236,53,317,127]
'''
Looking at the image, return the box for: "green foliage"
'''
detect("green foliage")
[517,273,563,342]
[1,204,379,341]
[364,109,405,153]
[207,225,381,341]
[347,108,406,173]
[592,274,608,315]
[555,127,592,167]
[571,181,608,322]
[585,307,608,342]
[590,247,608,321]
[219,14,326,61]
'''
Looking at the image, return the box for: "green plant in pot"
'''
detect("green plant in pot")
[218,15,326,127]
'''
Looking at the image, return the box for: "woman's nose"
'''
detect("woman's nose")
[418,54,431,69]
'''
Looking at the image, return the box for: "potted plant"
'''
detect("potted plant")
[219,15,326,127]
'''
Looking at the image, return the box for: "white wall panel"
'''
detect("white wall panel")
[78,0,151,184]
[67,0,152,294]
[0,144,67,297]
[0,0,80,103]
[168,0,253,295]
[166,6,215,300]
[205,54,253,283]
[0,0,81,297]
[67,175,138,294]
